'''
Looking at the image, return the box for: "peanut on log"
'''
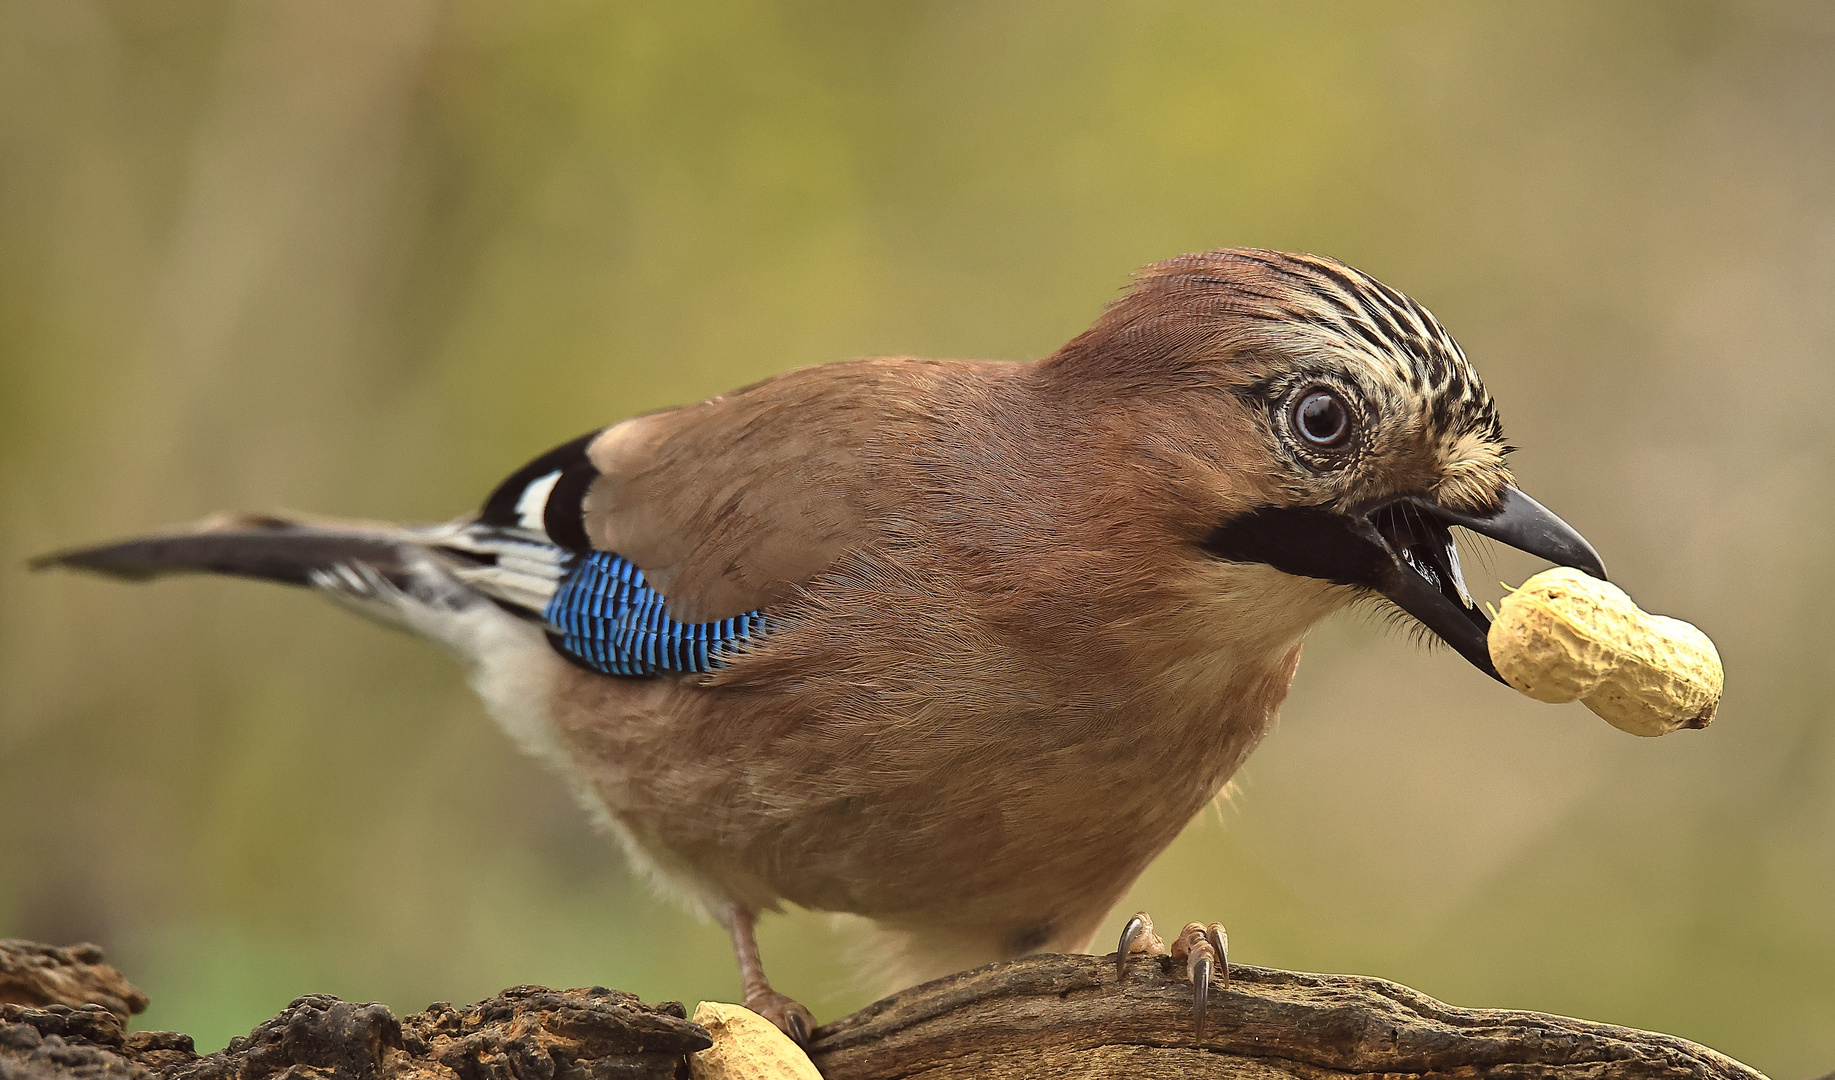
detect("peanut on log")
[690,1002,823,1080]
[1487,567,1722,737]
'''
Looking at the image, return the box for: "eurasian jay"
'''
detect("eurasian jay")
[39,248,1606,1042]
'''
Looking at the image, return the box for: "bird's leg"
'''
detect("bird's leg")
[721,903,816,1045]
[1116,912,1228,1040]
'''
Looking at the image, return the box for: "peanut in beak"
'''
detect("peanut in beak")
[1487,567,1722,737]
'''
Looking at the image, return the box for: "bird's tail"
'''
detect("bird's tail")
[32,511,575,641]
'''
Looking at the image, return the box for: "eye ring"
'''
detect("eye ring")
[1291,389,1353,449]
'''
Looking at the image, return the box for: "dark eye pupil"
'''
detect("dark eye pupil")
[1296,392,1349,446]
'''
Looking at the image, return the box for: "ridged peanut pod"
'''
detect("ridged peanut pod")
[689,1002,823,1080]
[1487,567,1722,737]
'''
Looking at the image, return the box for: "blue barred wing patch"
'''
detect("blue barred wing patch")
[543,551,768,676]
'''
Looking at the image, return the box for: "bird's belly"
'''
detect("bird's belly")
[542,642,1299,944]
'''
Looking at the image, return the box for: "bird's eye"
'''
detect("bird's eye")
[1293,390,1352,448]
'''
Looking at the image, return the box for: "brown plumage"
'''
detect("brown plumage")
[36,248,1606,1040]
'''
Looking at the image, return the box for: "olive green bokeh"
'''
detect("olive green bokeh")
[2,2,1831,1075]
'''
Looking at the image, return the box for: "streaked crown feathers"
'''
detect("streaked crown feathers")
[1050,247,1512,511]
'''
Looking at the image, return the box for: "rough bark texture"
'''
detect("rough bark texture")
[0,1002,192,1080]
[0,943,147,1022]
[808,953,1767,1079]
[0,990,707,1080]
[0,940,1771,1080]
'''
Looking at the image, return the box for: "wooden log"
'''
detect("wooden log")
[0,940,147,1022]
[0,941,1769,1080]
[808,953,1764,1079]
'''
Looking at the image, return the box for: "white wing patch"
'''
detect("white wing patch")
[515,470,564,536]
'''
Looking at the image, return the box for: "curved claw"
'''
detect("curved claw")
[741,986,817,1046]
[1189,952,1211,1041]
[1115,910,1167,983]
[1117,913,1147,982]
[1206,923,1230,989]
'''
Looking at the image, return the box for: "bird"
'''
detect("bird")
[36,248,1606,1043]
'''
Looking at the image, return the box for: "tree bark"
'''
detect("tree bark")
[808,953,1764,1080]
[0,940,147,1020]
[0,940,1769,1080]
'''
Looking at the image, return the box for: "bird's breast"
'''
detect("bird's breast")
[657,550,1337,923]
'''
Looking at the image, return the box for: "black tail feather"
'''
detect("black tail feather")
[30,513,415,588]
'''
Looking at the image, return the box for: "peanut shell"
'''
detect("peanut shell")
[1487,567,1721,737]
[689,1001,823,1080]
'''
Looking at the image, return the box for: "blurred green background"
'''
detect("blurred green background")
[2,1,1831,1074]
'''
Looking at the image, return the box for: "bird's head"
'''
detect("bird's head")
[1040,248,1605,682]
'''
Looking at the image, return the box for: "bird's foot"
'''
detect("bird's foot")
[1114,910,1169,979]
[1115,911,1229,1040]
[743,986,816,1046]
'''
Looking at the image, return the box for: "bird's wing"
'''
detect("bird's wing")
[479,362,913,624]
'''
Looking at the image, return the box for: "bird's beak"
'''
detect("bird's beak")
[1353,486,1606,682]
